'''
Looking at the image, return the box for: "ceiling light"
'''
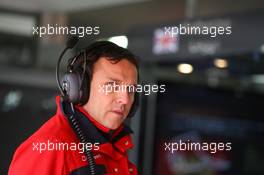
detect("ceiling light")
[177,63,193,74]
[108,35,128,48]
[214,58,228,68]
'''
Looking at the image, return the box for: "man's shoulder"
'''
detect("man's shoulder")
[17,113,78,153]
[8,113,80,175]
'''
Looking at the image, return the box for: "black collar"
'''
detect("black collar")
[61,100,133,145]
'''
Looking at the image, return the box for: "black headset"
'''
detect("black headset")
[56,36,139,118]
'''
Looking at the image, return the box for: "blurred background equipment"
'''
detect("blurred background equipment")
[1,0,264,175]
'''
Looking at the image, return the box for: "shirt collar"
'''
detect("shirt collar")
[75,105,111,133]
[56,95,133,144]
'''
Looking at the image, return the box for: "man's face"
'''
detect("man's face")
[83,57,138,130]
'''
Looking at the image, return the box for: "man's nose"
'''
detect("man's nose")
[116,91,130,105]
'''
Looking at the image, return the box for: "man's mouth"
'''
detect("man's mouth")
[111,110,124,116]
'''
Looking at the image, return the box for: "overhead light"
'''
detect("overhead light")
[252,74,264,84]
[0,13,35,36]
[214,58,228,68]
[260,44,264,53]
[108,35,128,48]
[177,63,193,74]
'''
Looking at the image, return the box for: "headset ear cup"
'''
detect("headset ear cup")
[128,92,139,118]
[63,72,82,104]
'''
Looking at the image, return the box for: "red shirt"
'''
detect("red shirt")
[8,96,137,175]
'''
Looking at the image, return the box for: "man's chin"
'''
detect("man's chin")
[105,121,122,130]
[108,125,119,130]
[107,118,123,129]
[104,112,126,129]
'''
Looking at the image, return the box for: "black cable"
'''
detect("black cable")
[56,36,98,174]
[69,103,97,175]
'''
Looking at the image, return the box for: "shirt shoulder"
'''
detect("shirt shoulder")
[8,113,82,175]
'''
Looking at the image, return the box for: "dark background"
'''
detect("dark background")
[1,0,264,174]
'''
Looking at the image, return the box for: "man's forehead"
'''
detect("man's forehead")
[97,56,135,65]
[94,57,138,82]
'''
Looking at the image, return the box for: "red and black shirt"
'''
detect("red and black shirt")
[8,96,137,175]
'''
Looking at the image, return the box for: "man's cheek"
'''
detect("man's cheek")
[127,102,134,115]
[101,109,110,120]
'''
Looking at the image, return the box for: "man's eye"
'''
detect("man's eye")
[106,82,115,86]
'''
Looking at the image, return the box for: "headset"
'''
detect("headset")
[56,36,139,175]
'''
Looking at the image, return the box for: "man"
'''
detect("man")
[9,41,139,175]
